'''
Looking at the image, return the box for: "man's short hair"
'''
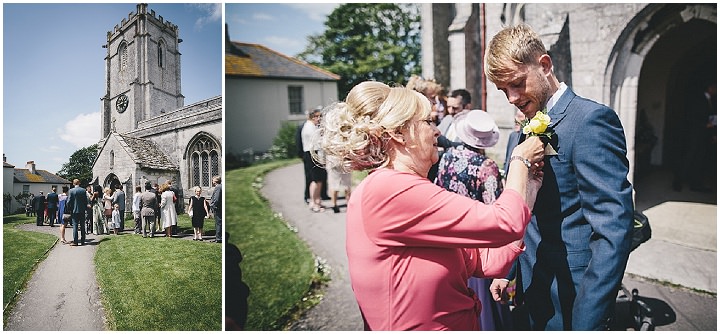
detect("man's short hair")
[449,89,472,107]
[145,182,153,190]
[213,175,222,184]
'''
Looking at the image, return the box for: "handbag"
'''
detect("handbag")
[63,200,72,215]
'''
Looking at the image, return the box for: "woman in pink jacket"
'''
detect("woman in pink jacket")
[314,81,545,330]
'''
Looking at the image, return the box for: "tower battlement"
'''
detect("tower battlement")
[107,3,178,40]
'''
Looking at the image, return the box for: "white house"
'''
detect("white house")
[3,155,71,214]
[225,26,340,160]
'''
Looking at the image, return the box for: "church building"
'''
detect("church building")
[92,4,222,211]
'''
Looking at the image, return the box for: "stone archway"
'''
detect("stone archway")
[103,173,121,191]
[606,3,716,211]
[605,3,716,186]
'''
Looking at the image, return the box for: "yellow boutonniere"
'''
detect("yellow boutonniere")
[520,109,554,139]
[519,109,557,155]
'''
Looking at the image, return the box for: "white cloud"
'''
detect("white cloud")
[287,3,339,22]
[252,12,275,21]
[58,112,101,148]
[192,3,222,30]
[265,36,304,54]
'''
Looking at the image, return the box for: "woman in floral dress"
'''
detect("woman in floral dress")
[434,109,512,330]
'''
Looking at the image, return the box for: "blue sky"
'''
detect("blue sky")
[225,3,339,58]
[3,3,222,174]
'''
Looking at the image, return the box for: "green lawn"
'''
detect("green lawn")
[226,159,318,330]
[2,215,57,318]
[95,232,221,330]
[2,213,221,330]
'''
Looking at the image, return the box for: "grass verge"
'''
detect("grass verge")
[226,159,318,330]
[95,231,221,330]
[2,215,57,321]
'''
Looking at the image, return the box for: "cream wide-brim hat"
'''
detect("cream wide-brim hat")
[453,109,500,149]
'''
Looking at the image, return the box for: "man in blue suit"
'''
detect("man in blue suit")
[485,24,634,330]
[66,179,88,246]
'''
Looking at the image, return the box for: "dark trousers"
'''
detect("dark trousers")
[86,208,93,233]
[119,210,125,231]
[47,208,57,227]
[214,210,222,242]
[72,212,86,245]
[35,210,44,226]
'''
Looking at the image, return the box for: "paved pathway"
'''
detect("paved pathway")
[5,225,106,331]
[4,223,207,331]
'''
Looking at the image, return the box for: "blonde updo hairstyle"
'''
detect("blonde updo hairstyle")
[316,81,432,172]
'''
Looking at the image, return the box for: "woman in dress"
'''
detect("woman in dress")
[91,185,106,235]
[102,187,114,233]
[434,109,512,330]
[314,81,545,330]
[159,183,178,238]
[326,156,352,213]
[189,186,209,241]
[57,185,70,244]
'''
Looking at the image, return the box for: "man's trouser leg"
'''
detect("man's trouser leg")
[215,212,222,242]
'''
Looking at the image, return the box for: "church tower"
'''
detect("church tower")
[101,3,185,137]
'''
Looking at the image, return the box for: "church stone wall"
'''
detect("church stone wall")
[481,3,647,166]
[127,97,222,199]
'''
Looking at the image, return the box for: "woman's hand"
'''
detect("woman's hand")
[512,136,545,163]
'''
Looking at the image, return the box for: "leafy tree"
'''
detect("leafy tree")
[272,121,302,160]
[4,193,13,214]
[57,144,99,186]
[297,3,422,99]
[13,192,31,211]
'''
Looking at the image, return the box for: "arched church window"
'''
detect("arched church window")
[158,39,165,68]
[202,152,210,186]
[210,151,219,180]
[192,153,200,186]
[119,42,128,72]
[188,135,220,188]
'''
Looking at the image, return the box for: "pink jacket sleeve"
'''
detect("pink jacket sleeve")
[465,245,523,279]
[361,170,531,249]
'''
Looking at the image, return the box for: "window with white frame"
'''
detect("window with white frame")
[288,86,304,115]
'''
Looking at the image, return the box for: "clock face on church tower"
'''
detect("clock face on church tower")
[116,94,129,113]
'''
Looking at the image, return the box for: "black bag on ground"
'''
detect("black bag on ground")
[631,210,651,252]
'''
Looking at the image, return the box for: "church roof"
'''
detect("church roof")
[4,161,14,168]
[14,169,71,184]
[113,133,178,171]
[226,42,340,81]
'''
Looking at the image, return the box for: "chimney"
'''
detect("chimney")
[3,154,6,163]
[26,161,36,174]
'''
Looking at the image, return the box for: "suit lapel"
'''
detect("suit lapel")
[543,88,576,155]
[547,88,576,129]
